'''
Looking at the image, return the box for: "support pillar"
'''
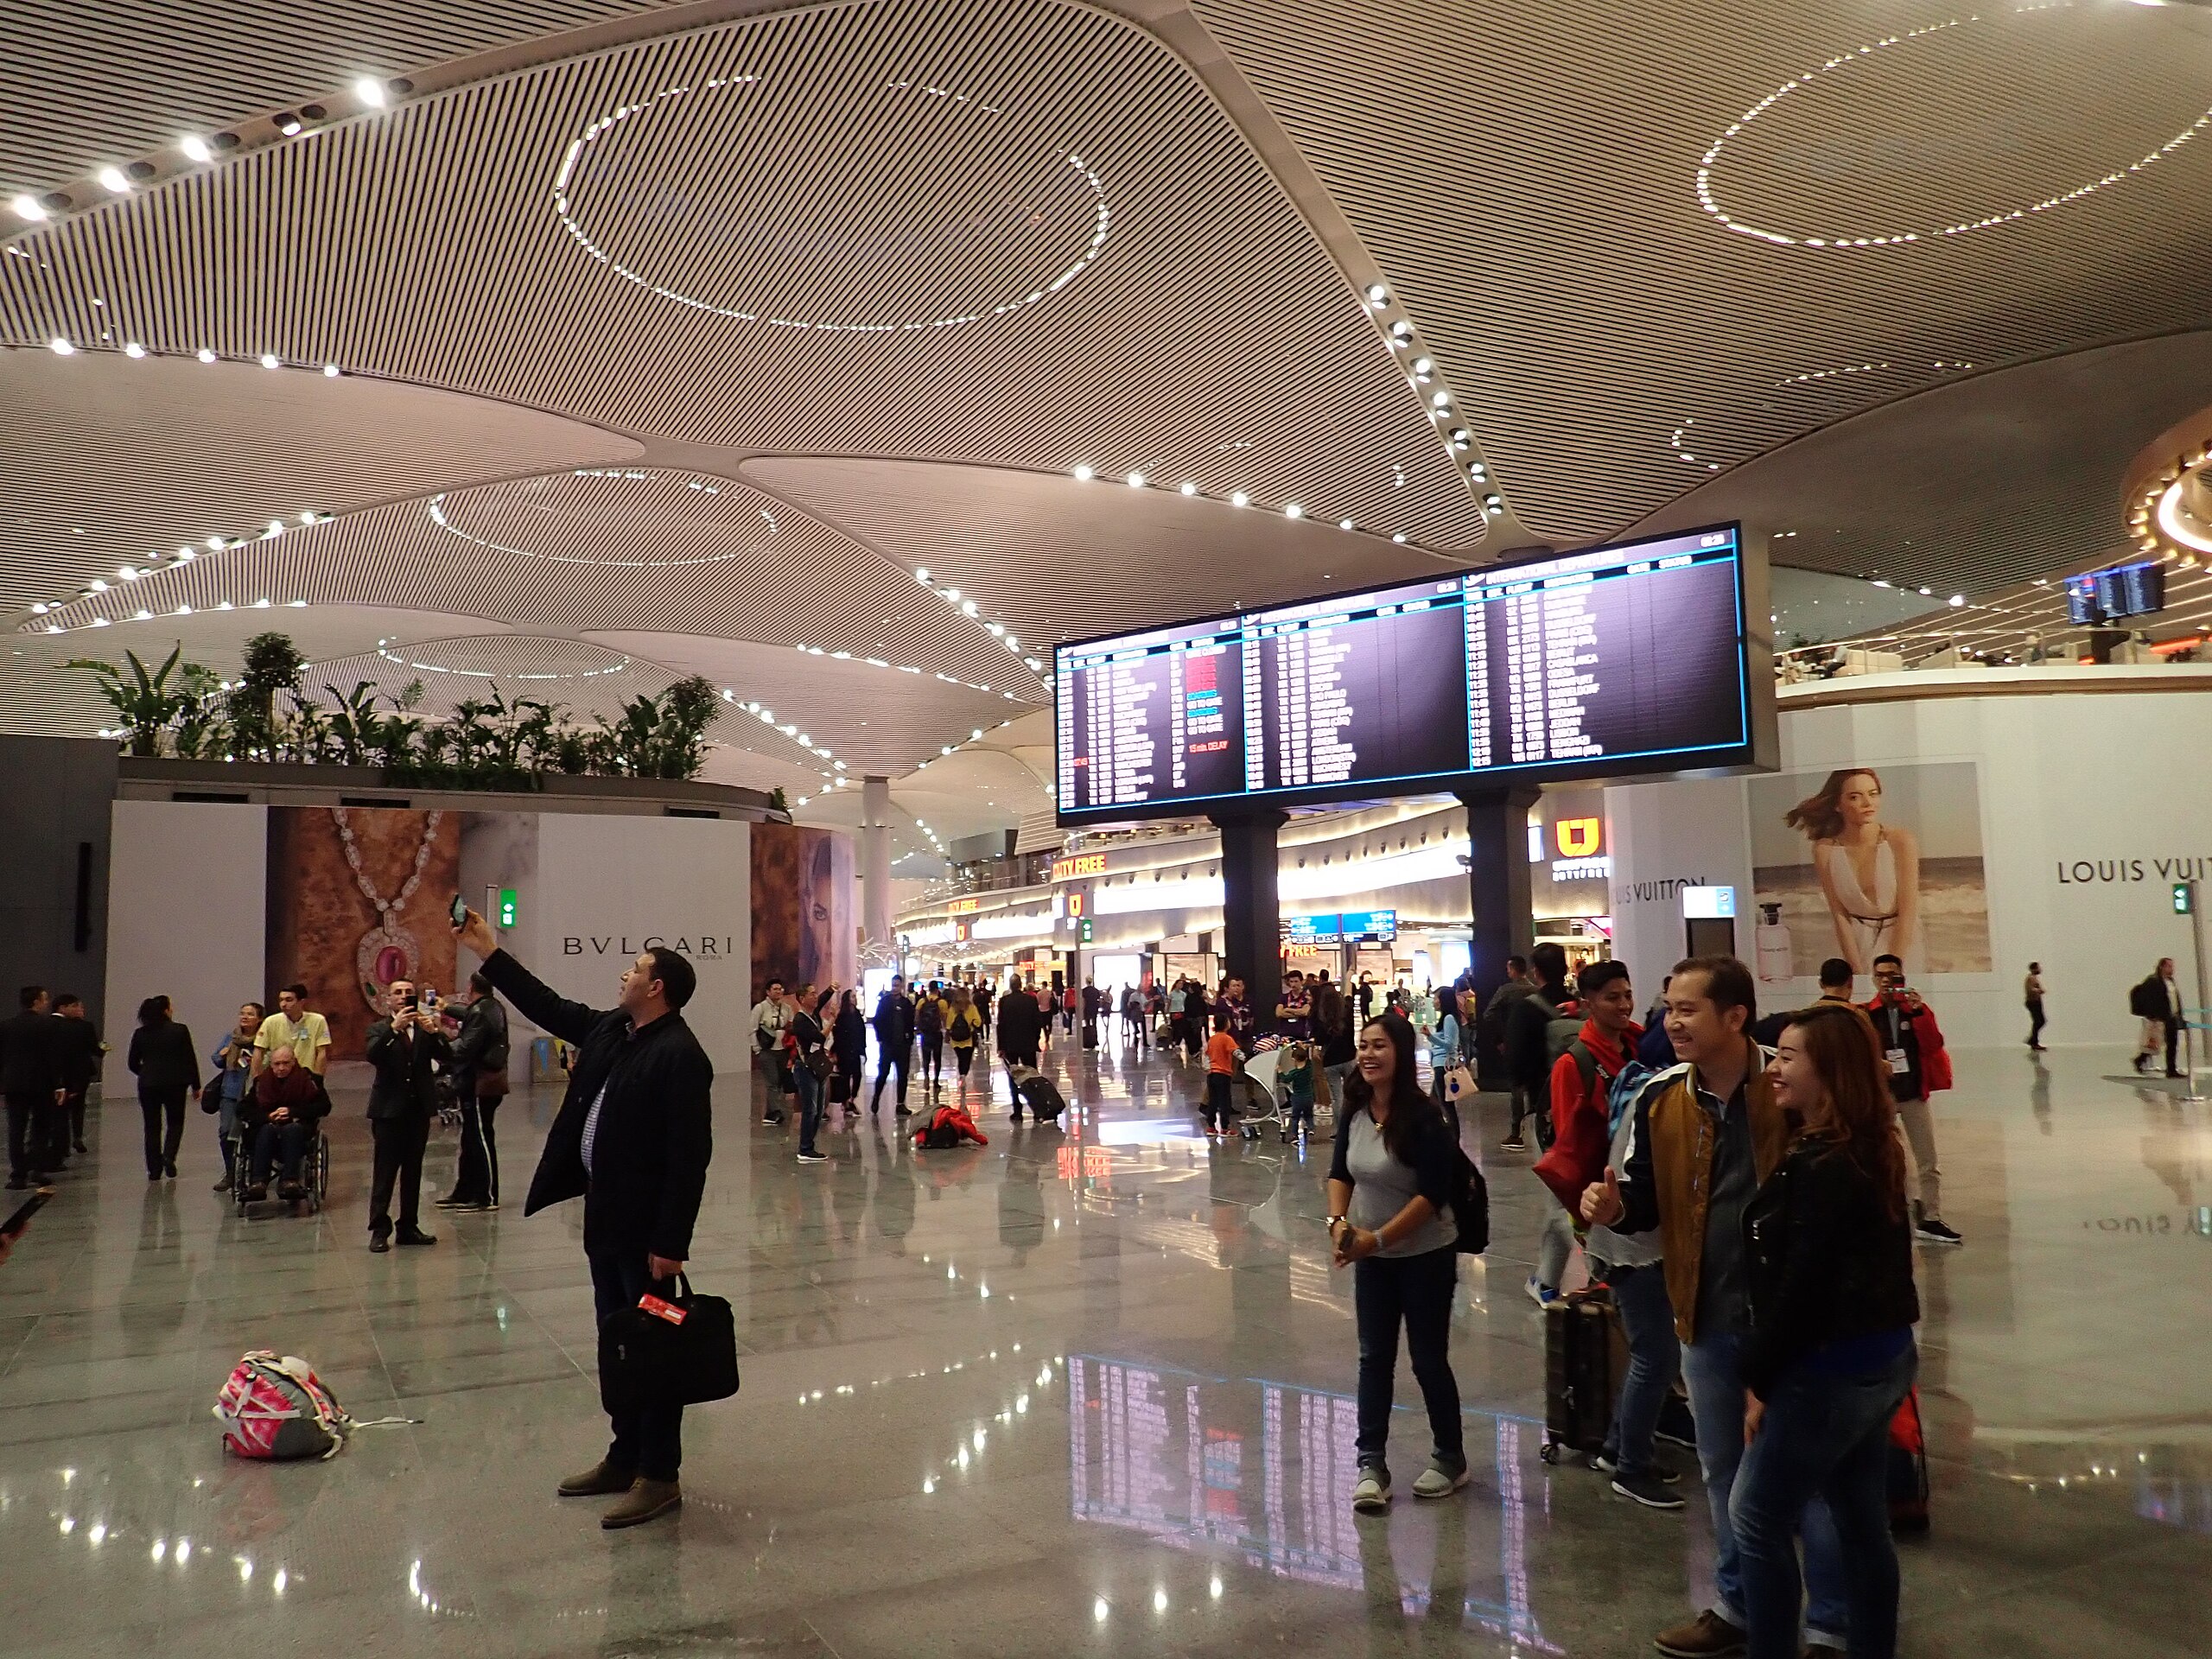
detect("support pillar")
[1457,785,1539,1013]
[1210,810,1286,1016]
[861,774,893,963]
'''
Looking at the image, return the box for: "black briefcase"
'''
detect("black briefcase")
[598,1274,740,1414]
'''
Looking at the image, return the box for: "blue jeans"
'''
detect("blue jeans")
[795,1065,823,1156]
[1352,1245,1465,1478]
[1681,1331,1850,1645]
[589,1249,683,1482]
[1733,1344,1916,1659]
[1596,1261,1680,1479]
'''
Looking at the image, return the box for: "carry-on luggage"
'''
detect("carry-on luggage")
[1010,1066,1066,1121]
[1081,1021,1096,1050]
[598,1273,741,1414]
[1888,1385,1930,1534]
[1540,1287,1624,1463]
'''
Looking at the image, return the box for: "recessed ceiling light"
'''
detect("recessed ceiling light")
[1338,518,1355,530]
[97,167,130,194]
[1283,504,1303,518]
[180,136,213,163]
[1071,465,1094,481]
[1230,491,1249,507]
[275,112,303,137]
[258,353,280,369]
[915,567,930,582]
[48,337,73,355]
[10,193,47,222]
[197,347,217,363]
[1365,283,1389,303]
[353,77,389,109]
[321,363,340,377]
[123,341,145,358]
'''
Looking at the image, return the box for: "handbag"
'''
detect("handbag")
[200,1076,227,1116]
[1443,1063,1478,1103]
[598,1273,740,1414]
[474,1065,509,1099]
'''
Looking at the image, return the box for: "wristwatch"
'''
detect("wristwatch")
[1326,1214,1348,1234]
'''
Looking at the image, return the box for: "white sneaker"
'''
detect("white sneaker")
[796,1152,828,1165]
[1411,1463,1471,1499]
[1525,1276,1562,1310]
[1351,1468,1391,1514]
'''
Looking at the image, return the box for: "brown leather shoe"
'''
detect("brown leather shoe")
[556,1458,636,1498]
[1654,1610,1747,1657]
[601,1477,682,1529]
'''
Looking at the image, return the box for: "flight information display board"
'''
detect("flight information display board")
[1056,524,1758,823]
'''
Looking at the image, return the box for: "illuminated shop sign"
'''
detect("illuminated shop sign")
[1052,853,1108,881]
[1549,815,1610,882]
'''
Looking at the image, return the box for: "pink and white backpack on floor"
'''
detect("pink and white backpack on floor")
[214,1351,406,1460]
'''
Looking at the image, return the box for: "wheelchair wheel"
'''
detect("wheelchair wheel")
[308,1133,331,1211]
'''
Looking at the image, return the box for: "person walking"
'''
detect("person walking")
[1865,954,1960,1245]
[947,987,984,1096]
[1480,955,1535,1085]
[1582,957,1853,1659]
[869,976,917,1116]
[750,980,794,1125]
[1503,944,1573,1152]
[790,982,834,1165]
[831,988,868,1112]
[208,1002,264,1192]
[2023,962,2047,1051]
[1426,987,1465,1124]
[2132,958,2183,1077]
[914,982,947,1094]
[125,995,198,1182]
[458,907,712,1529]
[2,988,65,1189]
[1325,1011,1468,1515]
[51,994,100,1160]
[1733,1001,1921,1659]
[364,978,450,1252]
[436,973,511,1211]
[996,976,1043,1118]
[251,983,332,1080]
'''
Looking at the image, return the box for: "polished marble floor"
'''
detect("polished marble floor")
[3,1034,2210,1656]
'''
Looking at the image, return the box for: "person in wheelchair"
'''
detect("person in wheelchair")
[240,1046,327,1204]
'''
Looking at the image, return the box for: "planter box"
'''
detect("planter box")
[115,756,787,821]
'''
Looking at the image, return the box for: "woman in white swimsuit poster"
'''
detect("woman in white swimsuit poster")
[1785,767,1922,976]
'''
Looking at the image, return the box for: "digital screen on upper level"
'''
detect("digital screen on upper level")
[2066,560,2164,626]
[1054,524,1754,823]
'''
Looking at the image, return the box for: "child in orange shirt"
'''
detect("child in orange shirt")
[1204,1027,1239,1135]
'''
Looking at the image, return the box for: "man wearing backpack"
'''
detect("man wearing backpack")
[1503,944,1573,1153]
[1534,959,1682,1510]
[913,983,947,1096]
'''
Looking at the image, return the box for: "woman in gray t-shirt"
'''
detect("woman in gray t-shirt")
[1326,1012,1466,1514]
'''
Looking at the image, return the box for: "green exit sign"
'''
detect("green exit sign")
[499,887,518,928]
[2177,882,2196,917]
[1079,918,1093,943]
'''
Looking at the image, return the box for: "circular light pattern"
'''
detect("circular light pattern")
[426,470,779,569]
[1668,359,1975,468]
[1697,3,2212,247]
[371,639,637,681]
[552,78,1110,333]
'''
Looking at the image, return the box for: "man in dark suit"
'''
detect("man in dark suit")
[51,994,101,1160]
[364,977,451,1252]
[868,976,917,1117]
[995,976,1042,1118]
[1,987,64,1190]
[458,906,713,1531]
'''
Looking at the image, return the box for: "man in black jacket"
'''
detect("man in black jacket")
[1,987,64,1190]
[995,977,1042,1116]
[435,974,510,1212]
[869,976,917,1117]
[364,979,452,1252]
[459,906,712,1530]
[51,994,101,1160]
[1503,944,1572,1153]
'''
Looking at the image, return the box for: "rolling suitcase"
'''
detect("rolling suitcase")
[1541,1287,1624,1464]
[1012,1068,1066,1122]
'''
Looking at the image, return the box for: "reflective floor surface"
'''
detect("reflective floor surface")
[3,1036,2210,1656]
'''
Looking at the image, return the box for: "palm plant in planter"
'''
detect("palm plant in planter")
[226,632,306,759]
[68,645,186,756]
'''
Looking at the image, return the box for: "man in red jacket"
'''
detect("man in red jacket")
[1866,953,1960,1245]
[1526,960,1641,1309]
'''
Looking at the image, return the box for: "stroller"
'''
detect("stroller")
[1228,1039,1313,1141]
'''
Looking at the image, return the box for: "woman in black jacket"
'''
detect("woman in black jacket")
[831,989,867,1111]
[1736,1001,1920,1659]
[1325,1012,1466,1516]
[126,995,200,1181]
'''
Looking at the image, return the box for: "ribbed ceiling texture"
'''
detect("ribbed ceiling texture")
[4,0,2211,850]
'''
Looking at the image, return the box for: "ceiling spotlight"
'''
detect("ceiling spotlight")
[1431,390,1452,409]
[48,337,73,355]
[354,76,389,109]
[1005,635,1018,651]
[118,565,138,580]
[196,348,217,363]
[1071,465,1094,481]
[1948,594,1965,607]
[124,341,145,358]
[97,166,131,194]
[1284,504,1305,518]
[1178,481,1197,496]
[10,193,47,221]
[258,353,280,369]
[961,601,978,616]
[206,537,223,550]
[1366,283,1389,304]
[275,112,303,137]
[1393,532,1408,543]
[180,135,213,163]
[1413,356,1434,375]
[1125,471,1145,487]
[321,363,340,377]
[915,567,930,582]
[1390,321,1414,340]
[1230,491,1249,508]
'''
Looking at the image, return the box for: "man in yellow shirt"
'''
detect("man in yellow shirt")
[253,983,333,1078]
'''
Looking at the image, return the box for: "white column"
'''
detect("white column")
[861,774,893,960]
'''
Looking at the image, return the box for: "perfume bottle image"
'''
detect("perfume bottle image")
[1756,901,1793,983]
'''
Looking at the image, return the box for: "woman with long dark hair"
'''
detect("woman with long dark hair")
[832,988,867,1111]
[1325,1011,1466,1515]
[126,995,200,1181]
[1734,1001,1920,1659]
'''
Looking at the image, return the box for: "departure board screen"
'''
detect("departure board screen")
[1055,523,1758,823]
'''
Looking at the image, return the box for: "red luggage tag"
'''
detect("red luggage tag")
[638,1294,688,1325]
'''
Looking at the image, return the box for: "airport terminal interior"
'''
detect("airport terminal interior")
[5,1,2212,1655]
